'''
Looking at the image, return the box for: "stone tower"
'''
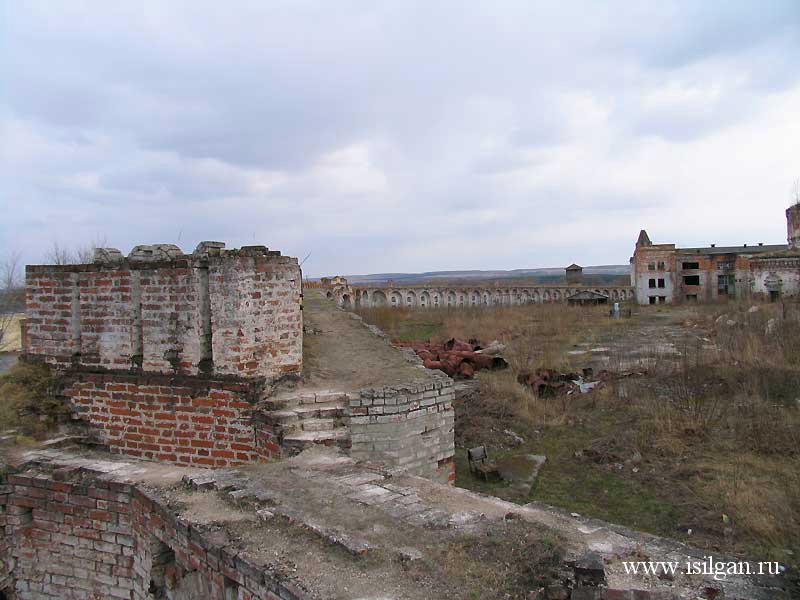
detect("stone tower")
[787,204,800,250]
[565,263,583,284]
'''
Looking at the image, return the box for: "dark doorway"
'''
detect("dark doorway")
[148,539,176,599]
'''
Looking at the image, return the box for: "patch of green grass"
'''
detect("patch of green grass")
[394,321,441,343]
[531,424,677,533]
[454,450,508,497]
[301,330,321,378]
[455,414,677,538]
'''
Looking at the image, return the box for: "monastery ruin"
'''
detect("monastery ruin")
[632,204,800,305]
[1,222,795,599]
[323,204,800,310]
[17,242,454,479]
[326,276,634,311]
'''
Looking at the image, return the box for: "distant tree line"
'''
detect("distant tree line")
[0,238,107,350]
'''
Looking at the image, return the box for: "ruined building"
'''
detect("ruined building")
[631,204,800,304]
[3,243,787,600]
[325,264,633,310]
[0,241,461,600]
[22,242,303,467]
[20,242,454,480]
[565,263,583,284]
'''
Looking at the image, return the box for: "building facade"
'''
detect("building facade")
[632,204,800,304]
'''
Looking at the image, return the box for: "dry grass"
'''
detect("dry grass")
[696,453,800,552]
[357,303,611,372]
[615,304,800,558]
[0,361,67,436]
[436,521,563,599]
[0,313,24,352]
[368,300,800,563]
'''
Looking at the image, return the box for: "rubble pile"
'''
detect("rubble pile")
[395,338,509,378]
[517,368,647,397]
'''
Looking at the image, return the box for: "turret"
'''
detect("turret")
[787,204,800,250]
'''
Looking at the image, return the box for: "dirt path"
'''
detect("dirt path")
[299,292,424,392]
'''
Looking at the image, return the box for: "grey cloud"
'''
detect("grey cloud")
[1,1,799,276]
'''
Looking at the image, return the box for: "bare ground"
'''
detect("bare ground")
[298,292,424,392]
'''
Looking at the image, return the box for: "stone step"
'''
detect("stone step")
[262,402,345,425]
[262,391,351,411]
[259,398,292,412]
[282,428,351,454]
[265,410,300,426]
[301,418,336,432]
[293,402,346,420]
[297,391,351,405]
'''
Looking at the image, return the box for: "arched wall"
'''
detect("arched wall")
[337,285,634,309]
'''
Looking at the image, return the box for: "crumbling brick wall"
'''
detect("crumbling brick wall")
[787,204,800,250]
[208,249,302,378]
[0,467,305,599]
[130,488,304,600]
[139,263,205,374]
[1,470,137,599]
[78,267,138,370]
[24,269,81,364]
[22,243,302,469]
[632,244,677,305]
[63,372,271,468]
[24,243,302,380]
[0,482,11,594]
[349,376,456,484]
[750,256,800,299]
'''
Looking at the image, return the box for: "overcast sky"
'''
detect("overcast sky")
[2,2,799,277]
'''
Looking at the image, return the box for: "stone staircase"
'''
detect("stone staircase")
[261,390,352,456]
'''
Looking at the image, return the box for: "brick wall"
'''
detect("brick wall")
[208,249,302,379]
[78,268,136,369]
[1,469,136,599]
[787,205,800,250]
[750,257,800,299]
[0,481,11,594]
[140,264,205,375]
[632,245,677,305]
[24,269,80,367]
[349,376,456,484]
[0,467,305,599]
[24,243,302,380]
[130,487,305,600]
[63,372,271,468]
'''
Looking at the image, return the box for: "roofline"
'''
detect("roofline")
[674,244,787,255]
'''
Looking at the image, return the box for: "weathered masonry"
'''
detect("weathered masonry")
[357,284,633,308]
[327,282,634,310]
[0,461,309,600]
[21,244,455,483]
[22,242,304,468]
[24,242,302,378]
[322,265,634,310]
[260,375,456,484]
[632,204,800,304]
